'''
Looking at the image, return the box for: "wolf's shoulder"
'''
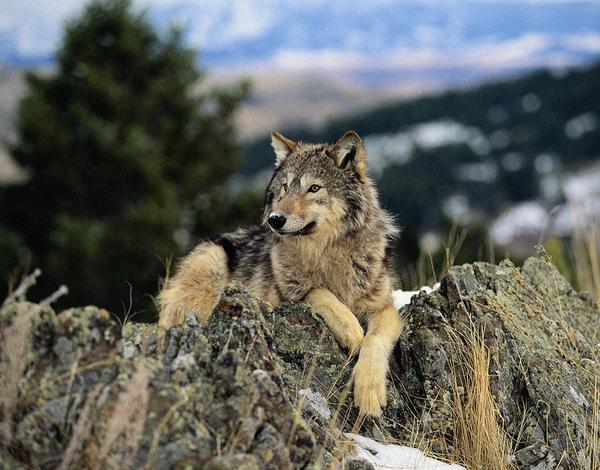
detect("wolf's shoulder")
[214,225,271,246]
[211,225,273,273]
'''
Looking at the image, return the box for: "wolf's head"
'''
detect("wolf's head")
[263,130,373,241]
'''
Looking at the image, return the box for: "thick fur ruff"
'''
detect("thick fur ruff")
[159,130,404,417]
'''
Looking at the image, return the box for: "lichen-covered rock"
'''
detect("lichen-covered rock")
[1,257,598,469]
[0,286,324,469]
[393,258,600,469]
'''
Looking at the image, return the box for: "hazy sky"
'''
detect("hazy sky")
[0,0,596,52]
[1,0,599,78]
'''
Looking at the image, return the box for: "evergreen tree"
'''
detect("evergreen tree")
[0,0,253,318]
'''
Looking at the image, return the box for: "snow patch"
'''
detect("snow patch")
[298,388,331,420]
[569,386,590,408]
[564,112,598,139]
[364,120,488,176]
[346,433,466,470]
[393,283,440,310]
[490,162,600,249]
[172,353,196,369]
[490,201,548,246]
[457,162,497,183]
[501,152,525,171]
[521,92,541,113]
[443,194,471,224]
[562,163,600,203]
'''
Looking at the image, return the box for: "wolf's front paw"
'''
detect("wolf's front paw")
[158,301,181,329]
[334,314,364,356]
[352,357,387,417]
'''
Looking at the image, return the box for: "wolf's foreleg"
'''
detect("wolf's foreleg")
[159,242,229,329]
[352,303,403,417]
[305,288,365,356]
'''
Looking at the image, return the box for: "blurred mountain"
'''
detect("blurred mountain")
[2,1,600,86]
[205,71,435,141]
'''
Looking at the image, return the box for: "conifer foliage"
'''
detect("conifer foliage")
[0,0,251,317]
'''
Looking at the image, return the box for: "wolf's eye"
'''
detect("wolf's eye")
[308,184,321,193]
[282,183,288,192]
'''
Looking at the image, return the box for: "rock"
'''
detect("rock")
[393,258,600,468]
[0,257,598,469]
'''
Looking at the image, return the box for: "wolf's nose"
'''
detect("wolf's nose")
[268,213,286,230]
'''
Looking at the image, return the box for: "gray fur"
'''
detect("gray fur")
[214,138,398,316]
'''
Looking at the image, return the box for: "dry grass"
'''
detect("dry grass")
[543,221,600,466]
[395,219,600,467]
[95,363,151,469]
[0,270,68,443]
[57,384,103,470]
[0,307,34,442]
[110,282,144,335]
[572,222,600,304]
[389,226,517,468]
[449,327,513,469]
[585,379,600,470]
[401,225,468,290]
[543,206,600,307]
[0,268,152,468]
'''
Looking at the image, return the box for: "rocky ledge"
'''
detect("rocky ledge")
[0,257,598,469]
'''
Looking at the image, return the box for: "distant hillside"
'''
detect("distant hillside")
[202,71,426,141]
[242,62,600,256]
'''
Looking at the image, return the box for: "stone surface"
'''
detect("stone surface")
[393,258,600,468]
[0,257,598,469]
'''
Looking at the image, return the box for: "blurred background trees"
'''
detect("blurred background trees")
[0,0,258,319]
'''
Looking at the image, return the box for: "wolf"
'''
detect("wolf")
[159,130,403,417]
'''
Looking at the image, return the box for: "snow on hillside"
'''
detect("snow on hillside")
[346,433,466,470]
[365,119,488,176]
[491,201,549,247]
[392,283,440,310]
[490,161,600,251]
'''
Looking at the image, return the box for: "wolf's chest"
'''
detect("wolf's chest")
[308,254,353,289]
[273,244,363,305]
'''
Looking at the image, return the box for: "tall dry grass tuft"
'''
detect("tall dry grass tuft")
[572,221,600,304]
[584,378,600,470]
[450,327,513,469]
[96,363,151,469]
[401,225,468,290]
[1,271,68,445]
[57,384,103,470]
[0,309,33,442]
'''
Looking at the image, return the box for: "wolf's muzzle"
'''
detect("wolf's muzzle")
[268,213,287,230]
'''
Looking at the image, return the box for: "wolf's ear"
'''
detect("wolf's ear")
[332,131,367,182]
[271,130,298,167]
